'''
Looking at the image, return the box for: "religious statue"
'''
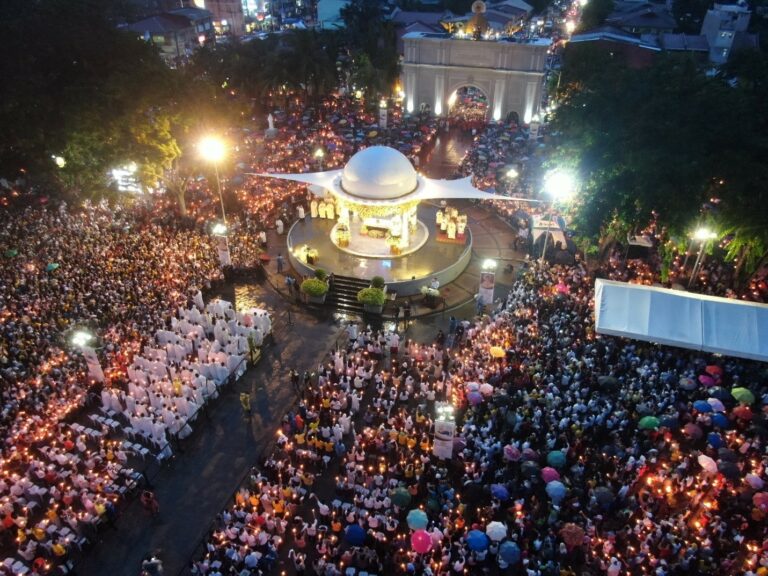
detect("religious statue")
[326,201,335,220]
[318,201,327,219]
[310,199,318,218]
[267,113,274,130]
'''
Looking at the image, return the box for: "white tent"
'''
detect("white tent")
[594,279,768,362]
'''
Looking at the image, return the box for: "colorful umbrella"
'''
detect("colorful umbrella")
[746,474,765,490]
[733,405,754,420]
[541,467,560,483]
[485,521,507,541]
[546,450,566,469]
[707,398,726,412]
[466,530,489,551]
[753,492,768,511]
[732,387,755,405]
[697,454,717,473]
[638,416,660,430]
[345,524,366,546]
[693,400,713,413]
[499,541,521,563]
[491,484,509,501]
[489,346,505,358]
[705,365,723,377]
[679,377,697,391]
[46,263,59,272]
[560,523,585,549]
[698,374,716,387]
[479,383,494,396]
[406,509,428,530]
[545,480,567,503]
[503,444,521,461]
[411,529,433,553]
[707,432,724,448]
[683,423,703,439]
[711,413,729,428]
[467,391,483,406]
[391,487,411,508]
[3,249,18,258]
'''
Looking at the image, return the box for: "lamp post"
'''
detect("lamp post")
[199,136,227,223]
[540,169,577,261]
[314,148,325,170]
[688,227,717,288]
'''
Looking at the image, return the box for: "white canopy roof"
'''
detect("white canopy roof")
[253,146,533,205]
[594,279,768,362]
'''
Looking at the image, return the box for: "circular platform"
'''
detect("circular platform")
[286,204,472,297]
[330,220,429,258]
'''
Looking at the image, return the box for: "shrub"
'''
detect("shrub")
[314,268,328,281]
[370,276,386,289]
[357,287,386,306]
[300,277,328,297]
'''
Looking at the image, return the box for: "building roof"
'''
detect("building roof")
[257,146,523,206]
[125,13,192,35]
[606,2,677,30]
[167,7,213,22]
[569,25,662,50]
[657,33,709,51]
[487,0,533,14]
[389,9,453,27]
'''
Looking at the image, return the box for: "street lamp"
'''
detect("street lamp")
[70,329,105,383]
[314,148,325,170]
[688,227,717,288]
[540,169,577,260]
[199,136,227,223]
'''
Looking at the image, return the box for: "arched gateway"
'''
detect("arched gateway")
[401,30,551,123]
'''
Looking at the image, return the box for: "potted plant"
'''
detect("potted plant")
[301,277,329,304]
[314,268,328,281]
[371,276,386,289]
[357,286,386,314]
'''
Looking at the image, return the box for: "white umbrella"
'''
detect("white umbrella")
[697,454,717,473]
[485,521,508,542]
[479,383,494,396]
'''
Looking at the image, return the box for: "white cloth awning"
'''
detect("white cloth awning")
[594,279,768,362]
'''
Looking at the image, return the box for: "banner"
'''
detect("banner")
[479,271,495,306]
[216,236,231,267]
[82,346,105,383]
[433,438,453,460]
[434,420,455,441]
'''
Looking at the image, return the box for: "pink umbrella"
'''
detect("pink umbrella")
[698,374,716,387]
[411,529,433,553]
[504,445,521,461]
[707,398,726,412]
[752,492,768,511]
[683,423,703,439]
[541,467,561,483]
[556,282,569,294]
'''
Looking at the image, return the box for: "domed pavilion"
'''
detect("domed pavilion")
[259,145,513,258]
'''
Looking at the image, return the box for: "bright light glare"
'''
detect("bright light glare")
[72,330,93,348]
[693,227,717,241]
[52,155,66,168]
[507,168,519,179]
[199,137,226,163]
[314,148,325,158]
[447,90,458,108]
[565,21,576,33]
[212,223,228,236]
[579,0,588,6]
[544,169,577,202]
[482,259,498,270]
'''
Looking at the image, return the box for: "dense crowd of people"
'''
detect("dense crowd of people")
[191,258,768,576]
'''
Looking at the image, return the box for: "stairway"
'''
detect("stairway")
[326,274,370,316]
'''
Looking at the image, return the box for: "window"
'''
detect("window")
[152,35,165,44]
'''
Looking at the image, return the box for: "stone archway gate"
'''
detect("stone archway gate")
[401,32,551,123]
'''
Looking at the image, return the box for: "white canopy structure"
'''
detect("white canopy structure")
[594,279,768,362]
[253,145,530,205]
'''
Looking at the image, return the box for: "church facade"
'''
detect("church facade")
[401,32,550,123]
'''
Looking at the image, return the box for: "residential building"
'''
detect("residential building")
[605,1,677,35]
[191,0,246,36]
[700,2,759,63]
[126,7,215,66]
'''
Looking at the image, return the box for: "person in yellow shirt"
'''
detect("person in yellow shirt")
[52,541,67,557]
[407,436,417,450]
[419,436,430,452]
[295,431,306,446]
[273,499,285,514]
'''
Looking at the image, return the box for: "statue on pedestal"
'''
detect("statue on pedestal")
[265,113,278,139]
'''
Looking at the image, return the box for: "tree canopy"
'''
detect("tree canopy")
[551,48,768,274]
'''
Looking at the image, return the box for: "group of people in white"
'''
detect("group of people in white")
[100,295,271,455]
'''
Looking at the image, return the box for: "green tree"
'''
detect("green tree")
[577,0,615,31]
